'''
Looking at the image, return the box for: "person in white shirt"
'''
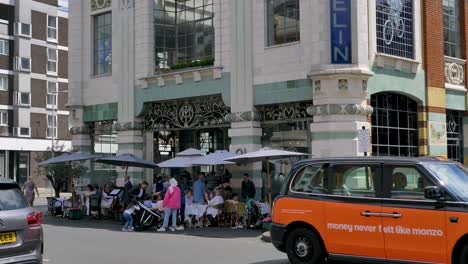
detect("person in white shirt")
[205,189,224,227]
[80,184,96,216]
[100,184,114,218]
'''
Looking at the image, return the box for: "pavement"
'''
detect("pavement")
[42,216,289,264]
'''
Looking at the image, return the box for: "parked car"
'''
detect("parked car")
[0,178,43,263]
[271,157,468,264]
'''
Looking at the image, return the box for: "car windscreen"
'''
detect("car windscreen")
[0,185,27,211]
[424,163,468,202]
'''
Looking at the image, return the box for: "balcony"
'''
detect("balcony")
[445,56,466,91]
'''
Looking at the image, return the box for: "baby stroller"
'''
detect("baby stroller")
[246,199,263,229]
[133,201,164,231]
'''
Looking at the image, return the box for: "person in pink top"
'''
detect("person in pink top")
[157,178,183,232]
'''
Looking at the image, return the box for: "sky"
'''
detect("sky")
[58,0,69,11]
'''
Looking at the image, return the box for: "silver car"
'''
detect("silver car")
[0,178,43,264]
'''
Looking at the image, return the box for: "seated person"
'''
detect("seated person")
[80,184,96,216]
[100,184,114,218]
[143,195,152,208]
[151,194,164,212]
[392,172,408,190]
[205,190,224,227]
[184,190,195,226]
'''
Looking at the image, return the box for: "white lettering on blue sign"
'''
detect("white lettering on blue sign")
[330,0,352,64]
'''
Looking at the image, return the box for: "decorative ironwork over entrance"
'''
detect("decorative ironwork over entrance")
[144,96,230,131]
[257,101,313,123]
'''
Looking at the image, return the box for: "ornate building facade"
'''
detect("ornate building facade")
[68,0,466,196]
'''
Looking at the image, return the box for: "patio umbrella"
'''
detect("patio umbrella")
[157,156,196,168]
[191,150,236,166]
[176,148,205,156]
[38,153,101,166]
[95,153,159,177]
[224,147,309,206]
[157,148,204,168]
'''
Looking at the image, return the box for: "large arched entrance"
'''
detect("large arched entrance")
[371,92,419,157]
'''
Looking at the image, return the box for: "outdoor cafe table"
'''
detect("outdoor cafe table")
[186,203,209,219]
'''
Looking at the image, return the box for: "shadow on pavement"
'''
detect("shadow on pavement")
[43,216,263,239]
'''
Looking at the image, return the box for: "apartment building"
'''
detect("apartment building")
[0,0,70,188]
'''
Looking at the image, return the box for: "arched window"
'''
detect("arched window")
[371,93,419,157]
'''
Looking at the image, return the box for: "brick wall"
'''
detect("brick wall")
[31,79,47,108]
[31,45,47,75]
[422,0,445,89]
[30,113,47,139]
[58,17,68,47]
[31,11,46,42]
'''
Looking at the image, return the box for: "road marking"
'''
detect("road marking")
[43,258,51,262]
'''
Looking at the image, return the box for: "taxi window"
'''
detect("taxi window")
[385,166,434,200]
[329,165,377,197]
[290,165,327,194]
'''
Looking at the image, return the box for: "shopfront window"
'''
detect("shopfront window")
[154,0,214,69]
[371,93,419,157]
[447,110,463,163]
[266,0,300,46]
[443,0,461,58]
[376,0,414,59]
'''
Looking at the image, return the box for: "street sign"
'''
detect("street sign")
[358,129,371,153]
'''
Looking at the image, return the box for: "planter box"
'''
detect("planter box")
[262,222,271,231]
[68,208,82,220]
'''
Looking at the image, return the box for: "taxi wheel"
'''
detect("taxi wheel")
[459,244,468,264]
[286,228,325,264]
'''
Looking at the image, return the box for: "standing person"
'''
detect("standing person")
[122,201,136,232]
[121,175,133,206]
[23,177,39,207]
[153,176,164,194]
[193,174,206,204]
[129,181,148,201]
[157,178,184,232]
[241,173,256,202]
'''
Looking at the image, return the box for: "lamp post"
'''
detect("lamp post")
[50,90,69,151]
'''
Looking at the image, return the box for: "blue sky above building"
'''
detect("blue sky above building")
[58,0,68,11]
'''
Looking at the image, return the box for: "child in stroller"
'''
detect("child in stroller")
[132,200,164,231]
[246,199,264,229]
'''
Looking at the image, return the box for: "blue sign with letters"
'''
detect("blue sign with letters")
[330,0,352,64]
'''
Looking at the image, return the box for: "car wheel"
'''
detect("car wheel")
[459,244,468,264]
[286,228,325,264]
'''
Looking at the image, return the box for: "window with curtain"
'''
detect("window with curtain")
[443,0,461,58]
[154,0,214,69]
[266,0,300,46]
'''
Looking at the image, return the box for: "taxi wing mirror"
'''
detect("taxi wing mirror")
[424,186,445,201]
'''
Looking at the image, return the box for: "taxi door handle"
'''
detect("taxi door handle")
[380,212,402,219]
[361,211,381,217]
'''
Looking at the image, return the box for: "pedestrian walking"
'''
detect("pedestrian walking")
[23,177,39,207]
[158,178,184,232]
